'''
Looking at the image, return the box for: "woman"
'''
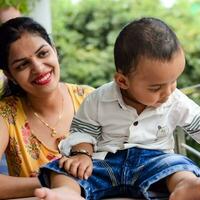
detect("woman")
[0,17,93,199]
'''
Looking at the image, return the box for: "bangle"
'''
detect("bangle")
[70,149,92,159]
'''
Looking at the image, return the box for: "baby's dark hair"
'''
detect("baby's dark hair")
[0,17,53,97]
[114,17,181,74]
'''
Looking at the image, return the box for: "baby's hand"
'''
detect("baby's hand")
[59,155,93,180]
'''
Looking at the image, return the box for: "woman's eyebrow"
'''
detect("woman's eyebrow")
[34,44,48,54]
[11,44,48,66]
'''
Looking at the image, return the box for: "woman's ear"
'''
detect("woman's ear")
[114,72,129,89]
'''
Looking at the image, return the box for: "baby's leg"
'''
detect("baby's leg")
[35,172,84,200]
[167,171,200,200]
[34,186,85,200]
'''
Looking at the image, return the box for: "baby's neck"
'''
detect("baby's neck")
[121,91,146,115]
[127,101,146,115]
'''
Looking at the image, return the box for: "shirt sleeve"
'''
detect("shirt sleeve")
[177,91,200,143]
[59,91,101,156]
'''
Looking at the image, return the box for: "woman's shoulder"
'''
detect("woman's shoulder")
[64,83,95,97]
[0,95,21,117]
[63,83,95,112]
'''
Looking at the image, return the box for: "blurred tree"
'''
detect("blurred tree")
[0,0,37,13]
[51,0,200,89]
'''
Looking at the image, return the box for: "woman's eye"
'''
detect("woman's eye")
[38,50,49,58]
[16,61,29,70]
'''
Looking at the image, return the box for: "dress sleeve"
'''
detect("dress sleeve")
[66,83,95,113]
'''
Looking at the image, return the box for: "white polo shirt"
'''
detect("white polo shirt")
[59,81,200,159]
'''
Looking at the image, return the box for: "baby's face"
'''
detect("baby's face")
[120,49,185,109]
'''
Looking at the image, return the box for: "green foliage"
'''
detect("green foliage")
[52,0,200,88]
[0,0,37,13]
[182,85,200,104]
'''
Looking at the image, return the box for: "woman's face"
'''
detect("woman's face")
[7,33,60,97]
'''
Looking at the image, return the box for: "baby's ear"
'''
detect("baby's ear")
[114,72,129,89]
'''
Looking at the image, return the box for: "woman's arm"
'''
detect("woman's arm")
[0,175,40,199]
[0,117,41,199]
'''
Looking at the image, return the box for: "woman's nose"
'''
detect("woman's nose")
[30,58,43,73]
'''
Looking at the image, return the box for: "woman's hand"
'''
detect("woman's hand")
[59,155,93,180]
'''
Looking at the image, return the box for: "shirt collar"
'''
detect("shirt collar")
[101,81,128,110]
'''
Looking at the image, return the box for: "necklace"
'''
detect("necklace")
[30,93,64,137]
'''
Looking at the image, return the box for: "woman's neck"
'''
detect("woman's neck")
[25,83,64,115]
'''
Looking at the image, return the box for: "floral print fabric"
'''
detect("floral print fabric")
[0,83,94,177]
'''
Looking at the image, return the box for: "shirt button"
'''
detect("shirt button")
[133,121,138,126]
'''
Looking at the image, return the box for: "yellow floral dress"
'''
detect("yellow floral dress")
[0,83,94,177]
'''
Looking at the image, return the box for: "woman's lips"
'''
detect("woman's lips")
[33,72,51,85]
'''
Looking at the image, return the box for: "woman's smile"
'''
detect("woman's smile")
[33,71,52,85]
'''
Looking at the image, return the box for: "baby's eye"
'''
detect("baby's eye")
[171,80,177,85]
[149,87,161,92]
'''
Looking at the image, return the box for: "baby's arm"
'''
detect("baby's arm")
[178,97,200,142]
[59,91,100,179]
[59,142,93,180]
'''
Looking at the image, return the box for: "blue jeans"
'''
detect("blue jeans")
[39,147,200,200]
